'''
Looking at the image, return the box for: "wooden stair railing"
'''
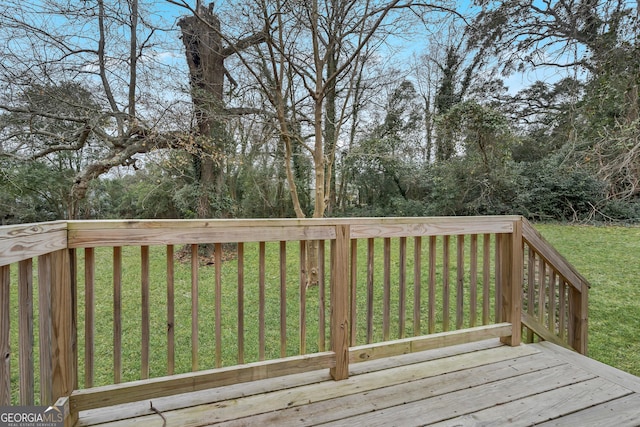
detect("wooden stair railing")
[520,219,590,354]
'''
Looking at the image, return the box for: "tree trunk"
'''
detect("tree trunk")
[179,6,227,220]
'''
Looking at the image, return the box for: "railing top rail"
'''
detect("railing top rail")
[66,216,519,247]
[65,215,522,227]
[1,215,522,257]
[0,221,68,266]
[521,218,591,292]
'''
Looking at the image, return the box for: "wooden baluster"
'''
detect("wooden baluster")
[167,245,175,375]
[383,238,391,341]
[538,259,547,327]
[141,246,150,379]
[413,236,422,336]
[19,259,34,405]
[113,247,122,382]
[299,241,306,355]
[494,235,502,323]
[238,242,245,364]
[190,244,198,372]
[482,234,491,325]
[84,248,96,385]
[549,269,557,336]
[350,239,357,346]
[443,235,450,332]
[428,236,436,334]
[469,235,478,328]
[0,264,10,405]
[38,254,52,404]
[69,248,78,392]
[559,279,567,340]
[526,247,535,343]
[215,242,222,368]
[456,235,464,330]
[398,237,406,339]
[319,240,327,351]
[260,242,267,360]
[366,238,374,344]
[278,241,285,358]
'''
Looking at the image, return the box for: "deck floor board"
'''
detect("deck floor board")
[75,339,640,427]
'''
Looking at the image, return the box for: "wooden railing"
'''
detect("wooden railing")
[0,216,588,424]
[521,221,589,354]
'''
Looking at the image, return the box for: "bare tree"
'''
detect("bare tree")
[0,0,190,218]
[173,2,265,219]
[234,0,458,219]
[213,0,457,283]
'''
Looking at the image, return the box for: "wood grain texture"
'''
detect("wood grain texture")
[469,234,478,328]
[366,238,374,344]
[0,222,67,266]
[350,324,513,363]
[298,241,306,356]
[112,248,122,384]
[428,236,436,334]
[50,249,74,401]
[140,246,150,380]
[277,242,285,358]
[237,243,245,364]
[67,224,336,247]
[413,236,422,336]
[399,236,407,339]
[0,265,10,406]
[0,215,598,412]
[64,217,518,248]
[166,245,175,375]
[37,254,53,405]
[70,352,336,413]
[349,239,357,347]
[318,240,326,352]
[73,339,640,427]
[442,235,450,332]
[482,234,491,325]
[84,248,95,387]
[456,235,464,330]
[522,218,590,291]
[18,259,34,405]
[190,244,198,372]
[382,238,391,341]
[330,225,350,380]
[215,242,222,368]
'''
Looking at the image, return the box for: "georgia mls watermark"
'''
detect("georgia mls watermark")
[0,406,64,427]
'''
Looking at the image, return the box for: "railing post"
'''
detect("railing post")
[330,224,350,380]
[500,219,522,347]
[50,248,76,401]
[569,282,589,354]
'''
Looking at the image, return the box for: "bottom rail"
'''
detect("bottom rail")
[70,352,335,413]
[350,323,513,363]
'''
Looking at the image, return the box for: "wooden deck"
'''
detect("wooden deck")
[75,339,640,427]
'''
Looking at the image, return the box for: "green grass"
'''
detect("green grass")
[535,224,640,376]
[73,238,496,387]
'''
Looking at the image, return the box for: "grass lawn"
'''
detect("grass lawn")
[536,224,640,376]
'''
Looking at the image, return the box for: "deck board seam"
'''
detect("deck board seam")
[529,392,637,426]
[160,349,575,426]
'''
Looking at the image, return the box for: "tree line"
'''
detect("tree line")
[1,0,639,225]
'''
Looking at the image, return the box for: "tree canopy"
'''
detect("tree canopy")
[1,0,639,224]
